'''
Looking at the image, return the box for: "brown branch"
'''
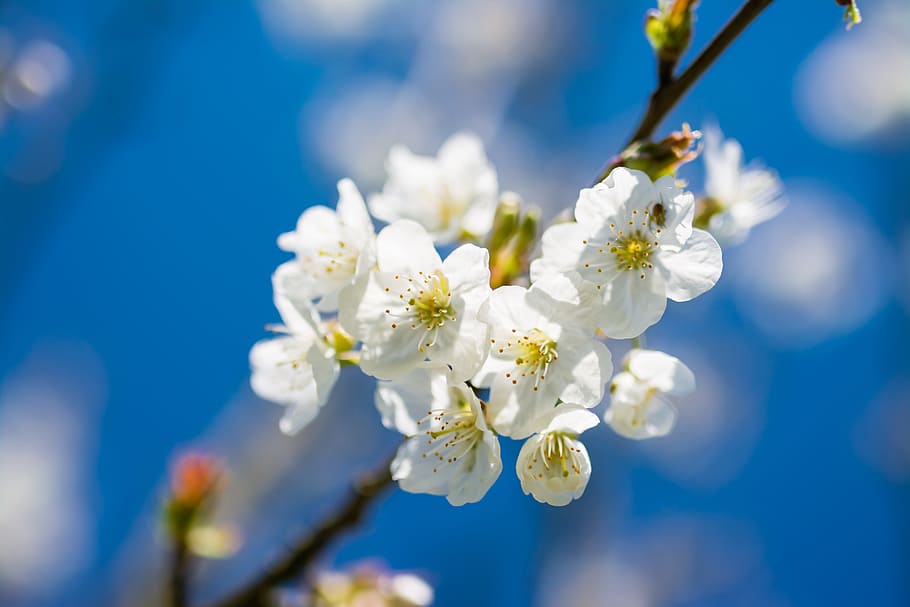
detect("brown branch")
[596,0,775,183]
[168,537,191,607]
[204,451,396,607]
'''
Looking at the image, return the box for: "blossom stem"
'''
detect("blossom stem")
[204,450,397,607]
[596,0,775,183]
[168,536,191,607]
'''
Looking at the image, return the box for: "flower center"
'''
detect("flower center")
[409,271,455,330]
[612,231,655,272]
[302,240,359,280]
[418,407,482,471]
[526,432,583,479]
[515,329,558,370]
[492,328,558,392]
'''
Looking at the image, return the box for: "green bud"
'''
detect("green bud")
[487,192,522,253]
[835,0,861,30]
[604,123,701,182]
[645,0,699,82]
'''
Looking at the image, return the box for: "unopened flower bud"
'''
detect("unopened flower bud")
[604,123,701,181]
[835,0,861,29]
[487,191,522,253]
[164,451,224,539]
[645,0,699,82]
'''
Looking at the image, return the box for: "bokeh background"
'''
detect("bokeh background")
[1,0,908,605]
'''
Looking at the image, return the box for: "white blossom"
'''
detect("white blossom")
[376,365,502,506]
[530,167,723,339]
[368,132,499,244]
[276,178,375,312]
[339,220,491,381]
[700,126,785,245]
[516,404,599,506]
[604,349,695,440]
[250,294,339,435]
[473,274,612,439]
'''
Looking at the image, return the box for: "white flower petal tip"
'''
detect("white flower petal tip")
[603,348,694,440]
[380,367,502,506]
[369,132,499,244]
[532,167,722,339]
[516,404,599,506]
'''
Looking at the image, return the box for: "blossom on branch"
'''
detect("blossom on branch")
[516,404,599,506]
[473,274,612,439]
[695,125,785,245]
[531,167,723,339]
[276,178,375,312]
[369,132,499,244]
[340,220,492,381]
[250,294,340,435]
[376,365,502,506]
[604,348,695,440]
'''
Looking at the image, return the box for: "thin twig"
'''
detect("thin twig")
[204,451,396,607]
[168,538,191,607]
[596,0,775,183]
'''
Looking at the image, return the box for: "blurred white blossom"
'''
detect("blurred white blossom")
[604,349,695,440]
[0,344,103,597]
[729,183,892,346]
[697,125,785,245]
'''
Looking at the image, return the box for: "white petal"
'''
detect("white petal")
[598,270,667,339]
[537,402,600,435]
[375,220,442,275]
[526,273,603,333]
[557,334,613,407]
[658,228,723,302]
[374,365,452,435]
[478,285,543,331]
[529,222,588,282]
[441,244,491,298]
[335,178,374,245]
[249,336,339,435]
[437,132,498,239]
[626,349,695,395]
[577,167,653,226]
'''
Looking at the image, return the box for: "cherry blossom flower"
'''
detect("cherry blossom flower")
[339,220,491,380]
[697,126,785,245]
[531,167,723,339]
[376,365,502,506]
[368,133,499,244]
[516,404,599,506]
[472,274,612,439]
[249,294,339,435]
[275,178,375,312]
[604,349,695,440]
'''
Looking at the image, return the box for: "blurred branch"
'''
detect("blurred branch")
[596,0,775,183]
[204,451,396,607]
[169,537,191,607]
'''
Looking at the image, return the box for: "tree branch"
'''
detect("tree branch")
[168,538,191,607]
[204,451,396,607]
[596,0,775,183]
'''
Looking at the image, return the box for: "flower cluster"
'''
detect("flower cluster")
[250,130,780,507]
